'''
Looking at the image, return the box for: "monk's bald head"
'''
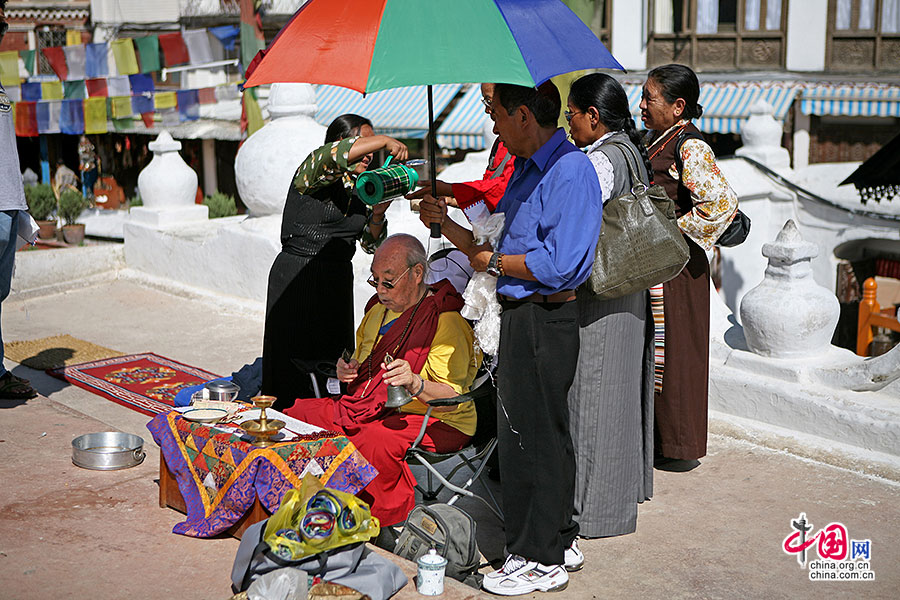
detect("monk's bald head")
[376,234,427,271]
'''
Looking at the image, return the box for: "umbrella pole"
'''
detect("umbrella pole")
[427,85,441,239]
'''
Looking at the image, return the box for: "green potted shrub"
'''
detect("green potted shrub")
[24,183,57,240]
[57,188,90,245]
[202,191,238,219]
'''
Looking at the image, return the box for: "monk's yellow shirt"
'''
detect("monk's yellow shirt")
[353,304,480,437]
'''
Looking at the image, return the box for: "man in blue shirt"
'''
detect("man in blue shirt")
[419,81,603,595]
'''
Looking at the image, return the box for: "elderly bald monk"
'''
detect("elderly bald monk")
[284,233,479,526]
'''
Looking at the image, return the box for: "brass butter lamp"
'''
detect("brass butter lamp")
[241,395,286,447]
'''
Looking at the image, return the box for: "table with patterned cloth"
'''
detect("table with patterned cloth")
[147,410,378,538]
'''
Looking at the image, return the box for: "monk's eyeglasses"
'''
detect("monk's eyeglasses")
[367,266,411,290]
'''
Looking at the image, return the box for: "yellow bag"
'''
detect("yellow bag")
[263,475,380,561]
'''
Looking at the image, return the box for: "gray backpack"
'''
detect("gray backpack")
[231,519,407,600]
[394,503,482,588]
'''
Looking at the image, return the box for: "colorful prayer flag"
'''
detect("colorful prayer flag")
[85,78,109,98]
[113,117,135,131]
[132,93,153,115]
[106,44,119,77]
[134,35,161,74]
[159,32,190,67]
[37,100,62,134]
[197,87,217,105]
[140,112,155,128]
[21,82,42,101]
[107,76,131,97]
[66,31,83,46]
[111,96,133,119]
[240,0,266,138]
[42,46,69,80]
[86,43,109,79]
[40,81,64,101]
[64,80,86,99]
[60,99,85,134]
[160,107,180,127]
[183,30,214,66]
[19,49,36,76]
[209,25,240,51]
[63,45,86,81]
[128,73,154,95]
[154,91,177,110]
[0,51,19,86]
[111,39,139,75]
[176,89,200,121]
[84,97,108,134]
[5,85,20,102]
[14,101,38,136]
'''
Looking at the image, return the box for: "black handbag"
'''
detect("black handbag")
[716,208,751,247]
[587,140,691,299]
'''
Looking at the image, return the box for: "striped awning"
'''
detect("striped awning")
[800,84,900,117]
[625,82,799,134]
[437,84,491,150]
[314,84,463,139]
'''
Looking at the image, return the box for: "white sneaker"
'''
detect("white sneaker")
[564,539,584,572]
[482,554,569,596]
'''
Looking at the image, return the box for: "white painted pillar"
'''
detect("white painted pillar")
[786,0,828,71]
[201,138,218,196]
[611,0,648,72]
[793,104,810,170]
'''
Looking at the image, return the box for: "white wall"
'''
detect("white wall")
[611,0,648,71]
[90,0,180,24]
[786,0,828,71]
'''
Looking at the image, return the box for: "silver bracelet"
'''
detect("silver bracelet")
[412,375,426,397]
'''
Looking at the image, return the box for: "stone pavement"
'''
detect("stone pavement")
[1,278,898,599]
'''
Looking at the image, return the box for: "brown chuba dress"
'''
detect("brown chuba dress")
[647,122,710,461]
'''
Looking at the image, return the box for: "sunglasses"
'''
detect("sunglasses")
[367,266,411,290]
[564,109,585,123]
[480,96,492,109]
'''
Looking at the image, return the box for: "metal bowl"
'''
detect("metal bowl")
[72,432,146,471]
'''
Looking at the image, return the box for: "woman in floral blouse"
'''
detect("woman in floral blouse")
[639,64,738,467]
[262,114,408,410]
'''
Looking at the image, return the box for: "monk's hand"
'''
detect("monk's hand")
[336,357,359,383]
[468,243,494,272]
[418,194,447,229]
[406,180,453,200]
[382,357,416,389]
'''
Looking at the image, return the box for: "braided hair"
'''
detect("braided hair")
[646,64,704,120]
[569,73,653,180]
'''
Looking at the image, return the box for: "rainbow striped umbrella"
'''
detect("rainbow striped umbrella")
[243,0,622,235]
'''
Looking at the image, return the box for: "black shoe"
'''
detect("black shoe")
[654,457,701,472]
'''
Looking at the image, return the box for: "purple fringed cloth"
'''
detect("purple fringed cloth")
[147,411,378,537]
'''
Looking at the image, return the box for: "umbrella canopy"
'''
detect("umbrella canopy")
[839,131,900,204]
[243,0,623,91]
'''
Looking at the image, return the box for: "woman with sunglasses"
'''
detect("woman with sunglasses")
[564,73,655,542]
[262,114,408,411]
[639,64,736,468]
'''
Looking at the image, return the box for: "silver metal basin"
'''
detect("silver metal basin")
[72,432,146,471]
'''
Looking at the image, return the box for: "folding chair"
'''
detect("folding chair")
[405,375,503,521]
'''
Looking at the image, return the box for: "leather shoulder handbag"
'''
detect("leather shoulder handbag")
[587,140,690,299]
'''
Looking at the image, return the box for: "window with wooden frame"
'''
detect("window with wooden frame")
[826,0,900,71]
[648,0,788,70]
[36,26,67,76]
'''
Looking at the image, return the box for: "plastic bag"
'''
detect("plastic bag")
[247,568,308,600]
[263,475,380,561]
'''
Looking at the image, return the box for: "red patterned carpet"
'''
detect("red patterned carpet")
[48,353,219,416]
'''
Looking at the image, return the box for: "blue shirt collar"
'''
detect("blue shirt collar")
[524,128,569,173]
